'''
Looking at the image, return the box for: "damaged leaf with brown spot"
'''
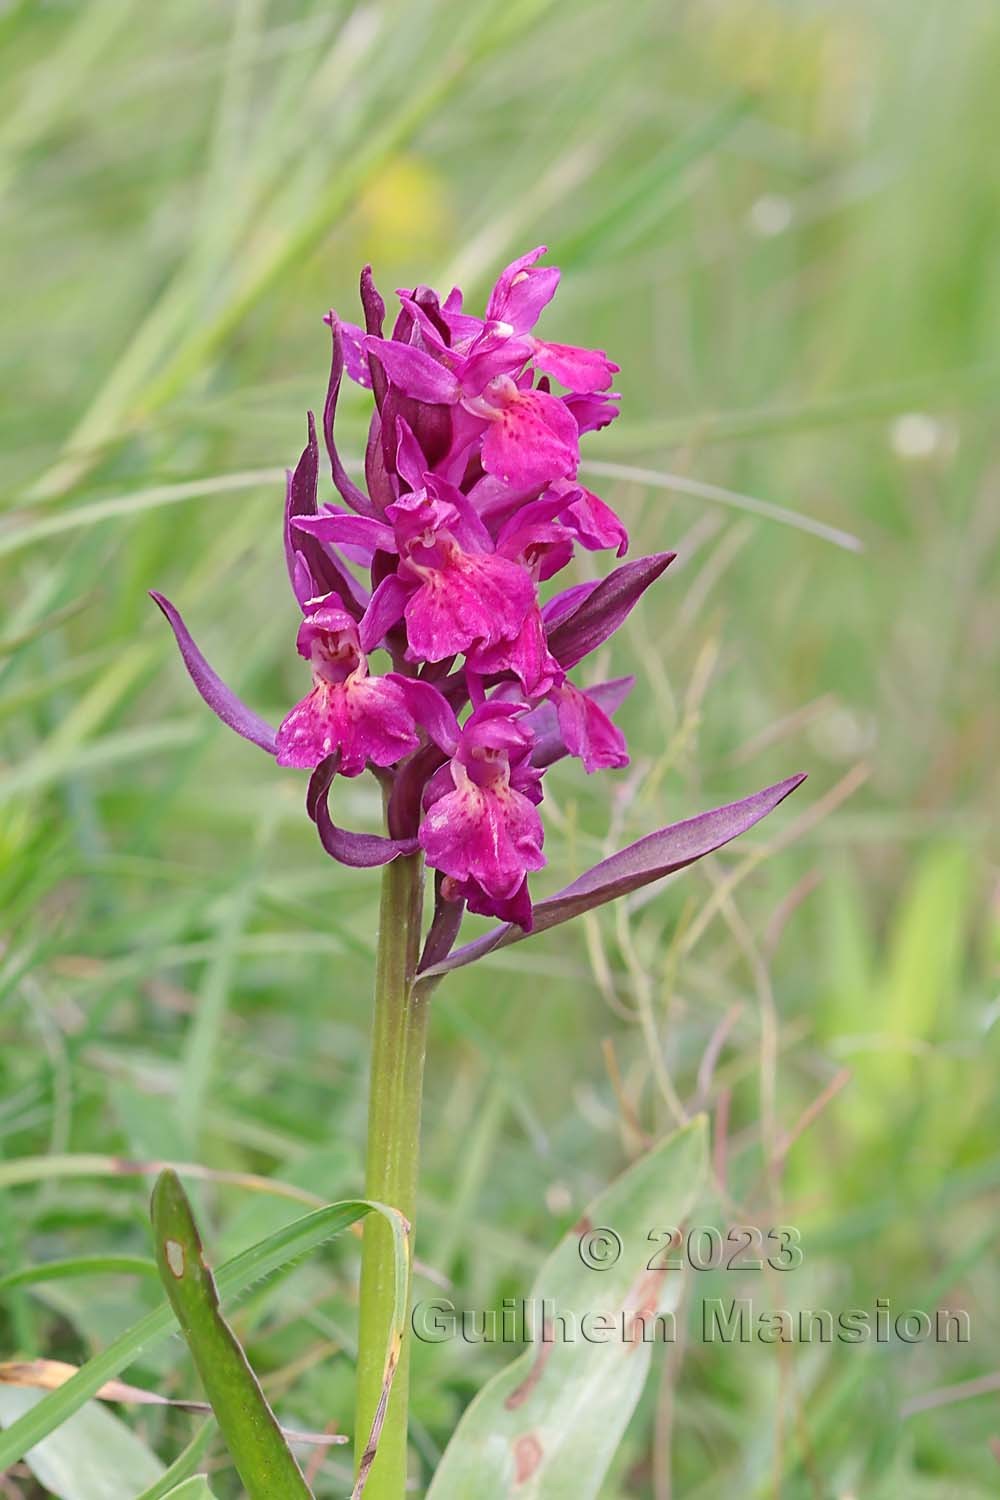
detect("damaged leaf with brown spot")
[425,1117,708,1499]
[150,1170,315,1500]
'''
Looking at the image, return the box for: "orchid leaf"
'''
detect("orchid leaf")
[0,1196,410,1480]
[284,412,371,614]
[307,754,420,867]
[323,318,379,517]
[546,552,675,669]
[150,1170,314,1499]
[426,1117,708,1499]
[419,773,805,978]
[160,1482,218,1499]
[149,592,278,754]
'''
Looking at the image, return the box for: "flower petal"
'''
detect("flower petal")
[395,418,428,493]
[293,511,395,556]
[364,338,460,405]
[480,388,579,489]
[359,573,410,653]
[560,486,629,556]
[455,874,534,931]
[554,681,629,772]
[150,592,277,754]
[276,674,419,774]
[485,246,560,333]
[531,340,618,393]
[387,674,461,756]
[527,676,634,767]
[467,605,559,698]
[419,775,545,898]
[565,390,621,434]
[336,320,372,387]
[403,552,535,663]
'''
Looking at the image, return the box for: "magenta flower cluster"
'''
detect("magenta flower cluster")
[154,248,669,932]
[155,248,798,950]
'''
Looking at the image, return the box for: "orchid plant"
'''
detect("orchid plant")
[152,248,803,1498]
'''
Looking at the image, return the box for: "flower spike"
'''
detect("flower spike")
[154,245,802,923]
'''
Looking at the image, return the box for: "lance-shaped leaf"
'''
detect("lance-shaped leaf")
[307,755,420,867]
[359,265,389,407]
[546,551,675,669]
[0,1196,410,1481]
[419,871,467,971]
[283,413,369,616]
[426,1117,708,1500]
[322,317,380,518]
[149,593,278,755]
[150,1170,314,1500]
[418,773,805,978]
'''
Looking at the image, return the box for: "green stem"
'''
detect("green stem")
[355,851,427,1498]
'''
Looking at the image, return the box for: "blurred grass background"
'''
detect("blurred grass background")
[1,0,999,1495]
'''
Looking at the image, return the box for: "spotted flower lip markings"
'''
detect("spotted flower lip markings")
[152,245,803,941]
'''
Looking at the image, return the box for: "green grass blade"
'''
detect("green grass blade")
[0,1255,157,1293]
[150,1170,312,1500]
[133,1425,218,1500]
[582,460,864,553]
[0,470,283,555]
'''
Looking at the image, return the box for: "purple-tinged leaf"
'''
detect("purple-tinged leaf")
[359,264,389,407]
[282,413,319,599]
[360,264,386,334]
[417,773,806,978]
[307,755,419,868]
[528,676,635,767]
[283,414,369,619]
[541,578,594,630]
[322,317,380,517]
[386,741,448,841]
[546,552,675,669]
[150,592,277,755]
[419,871,466,971]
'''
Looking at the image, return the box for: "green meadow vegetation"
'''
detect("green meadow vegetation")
[1,1,998,1495]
